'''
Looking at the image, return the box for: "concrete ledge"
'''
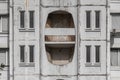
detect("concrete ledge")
[85,63,101,67]
[19,63,35,67]
[19,28,35,32]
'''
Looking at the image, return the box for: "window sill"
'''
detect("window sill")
[85,63,101,67]
[19,62,35,67]
[94,28,101,31]
[0,32,8,34]
[85,28,101,32]
[19,28,35,32]
[0,1,8,3]
[111,66,120,71]
[0,67,8,71]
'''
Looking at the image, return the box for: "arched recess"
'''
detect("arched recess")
[45,11,76,65]
[45,11,75,28]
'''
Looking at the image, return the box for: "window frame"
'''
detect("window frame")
[19,45,35,67]
[111,48,120,66]
[2,15,8,33]
[20,11,25,28]
[20,45,25,62]
[95,11,100,29]
[0,15,8,33]
[111,48,120,70]
[0,16,2,32]
[86,45,91,63]
[111,13,120,30]
[95,45,100,63]
[29,45,34,62]
[86,11,91,29]
[29,11,34,29]
[85,45,101,67]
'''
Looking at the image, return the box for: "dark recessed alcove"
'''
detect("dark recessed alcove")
[46,11,75,28]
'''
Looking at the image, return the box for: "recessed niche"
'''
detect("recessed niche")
[45,11,75,65]
[45,35,75,42]
[46,11,75,28]
[46,44,74,65]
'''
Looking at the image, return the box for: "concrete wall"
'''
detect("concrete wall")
[11,0,108,80]
[10,0,40,80]
[0,0,110,80]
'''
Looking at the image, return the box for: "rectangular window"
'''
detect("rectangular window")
[95,11,100,28]
[111,48,120,66]
[86,11,91,28]
[95,46,100,62]
[20,46,25,62]
[20,11,25,28]
[29,45,34,62]
[0,15,8,32]
[86,46,91,62]
[0,49,6,65]
[2,16,8,32]
[0,16,2,32]
[29,11,34,28]
[111,13,120,30]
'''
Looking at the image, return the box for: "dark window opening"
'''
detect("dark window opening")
[20,11,25,28]
[29,11,34,28]
[86,11,91,28]
[95,11,100,28]
[95,46,100,62]
[20,46,25,62]
[46,11,75,28]
[86,46,91,62]
[46,45,74,65]
[29,45,34,62]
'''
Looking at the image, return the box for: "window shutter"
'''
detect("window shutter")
[111,13,120,29]
[0,49,6,65]
[2,16,8,32]
[111,49,118,66]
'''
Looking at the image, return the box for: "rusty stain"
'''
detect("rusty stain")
[45,35,75,42]
[25,0,29,10]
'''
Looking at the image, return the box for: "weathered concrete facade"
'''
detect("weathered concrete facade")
[0,0,119,80]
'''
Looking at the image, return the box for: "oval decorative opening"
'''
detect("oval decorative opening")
[45,11,75,65]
